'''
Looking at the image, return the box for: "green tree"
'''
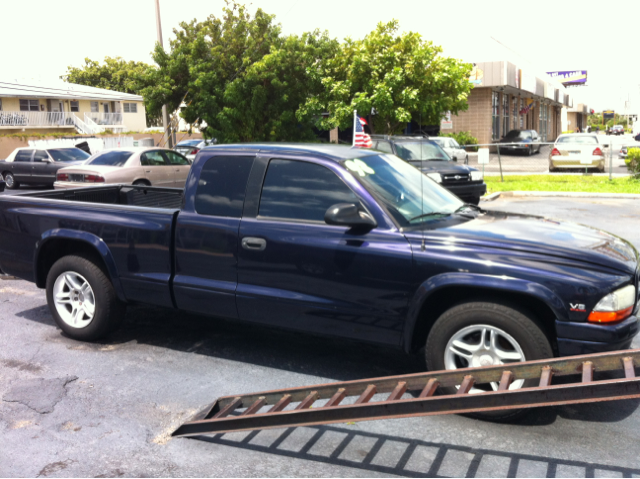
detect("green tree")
[297,20,473,135]
[61,57,159,125]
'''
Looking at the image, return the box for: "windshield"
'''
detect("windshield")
[393,141,451,162]
[504,130,530,140]
[48,148,90,162]
[87,150,134,166]
[342,154,463,227]
[556,136,598,144]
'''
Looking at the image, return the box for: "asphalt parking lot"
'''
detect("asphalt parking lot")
[1,196,640,477]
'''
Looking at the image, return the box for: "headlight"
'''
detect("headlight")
[470,171,483,182]
[427,173,442,183]
[588,285,636,323]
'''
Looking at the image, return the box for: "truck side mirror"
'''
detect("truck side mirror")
[324,203,377,229]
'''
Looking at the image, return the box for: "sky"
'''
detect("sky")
[2,0,639,113]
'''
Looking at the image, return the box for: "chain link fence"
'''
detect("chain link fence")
[461,139,627,177]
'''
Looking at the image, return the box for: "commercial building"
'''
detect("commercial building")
[446,61,587,145]
[0,79,147,135]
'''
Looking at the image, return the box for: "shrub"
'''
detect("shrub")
[442,131,478,151]
[627,148,640,178]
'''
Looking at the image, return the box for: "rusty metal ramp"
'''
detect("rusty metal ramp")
[173,349,640,438]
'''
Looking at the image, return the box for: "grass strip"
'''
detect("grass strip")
[485,175,640,194]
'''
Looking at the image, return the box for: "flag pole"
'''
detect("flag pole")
[353,110,357,147]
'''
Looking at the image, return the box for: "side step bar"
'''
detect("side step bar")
[173,349,640,438]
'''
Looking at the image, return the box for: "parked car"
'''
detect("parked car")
[430,137,469,163]
[0,147,91,189]
[174,139,216,163]
[370,136,486,205]
[498,129,542,155]
[54,147,191,189]
[610,125,625,136]
[0,144,638,411]
[549,134,606,172]
[619,143,640,159]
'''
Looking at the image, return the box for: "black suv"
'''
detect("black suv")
[370,136,487,205]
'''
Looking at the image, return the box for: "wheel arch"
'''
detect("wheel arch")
[403,273,565,354]
[35,230,125,301]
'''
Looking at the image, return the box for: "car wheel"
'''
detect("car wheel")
[46,255,126,341]
[3,172,20,189]
[133,180,151,187]
[425,301,553,421]
[464,196,481,205]
[527,146,533,156]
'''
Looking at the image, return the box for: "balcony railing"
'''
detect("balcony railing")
[84,112,123,126]
[0,111,76,128]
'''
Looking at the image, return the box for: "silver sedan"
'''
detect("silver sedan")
[549,134,606,172]
[54,147,191,189]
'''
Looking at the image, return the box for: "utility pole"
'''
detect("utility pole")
[154,0,173,148]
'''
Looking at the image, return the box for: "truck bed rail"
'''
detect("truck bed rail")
[173,349,640,437]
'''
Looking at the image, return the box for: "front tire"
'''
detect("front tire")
[3,172,20,189]
[46,255,125,341]
[425,301,553,420]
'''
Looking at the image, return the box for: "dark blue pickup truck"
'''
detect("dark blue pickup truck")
[0,144,638,396]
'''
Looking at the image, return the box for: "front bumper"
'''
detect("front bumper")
[443,182,487,200]
[556,315,639,356]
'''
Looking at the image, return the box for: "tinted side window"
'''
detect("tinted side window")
[375,141,393,153]
[33,150,48,162]
[259,159,359,222]
[15,150,33,162]
[164,151,190,165]
[195,156,254,217]
[142,151,167,166]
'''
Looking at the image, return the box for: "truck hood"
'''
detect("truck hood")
[406,160,479,174]
[406,211,638,275]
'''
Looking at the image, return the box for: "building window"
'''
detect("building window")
[19,99,39,111]
[539,103,547,140]
[0,98,2,111]
[492,91,500,141]
[123,103,138,113]
[502,93,510,137]
[90,102,99,112]
[513,96,518,129]
[70,101,79,112]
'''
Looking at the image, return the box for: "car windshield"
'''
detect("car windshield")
[342,154,463,227]
[48,148,90,162]
[504,130,530,140]
[556,136,598,144]
[87,150,135,166]
[393,141,451,161]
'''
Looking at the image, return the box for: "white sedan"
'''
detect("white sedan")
[549,134,606,172]
[430,137,468,163]
[54,147,191,189]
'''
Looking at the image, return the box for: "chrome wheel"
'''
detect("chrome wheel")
[444,324,526,393]
[4,173,14,187]
[52,271,96,329]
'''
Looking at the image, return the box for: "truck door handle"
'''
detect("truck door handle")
[145,170,151,173]
[241,237,267,251]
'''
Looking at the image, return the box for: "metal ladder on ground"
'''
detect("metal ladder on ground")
[173,349,640,438]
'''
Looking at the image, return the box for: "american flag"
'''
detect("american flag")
[353,114,372,147]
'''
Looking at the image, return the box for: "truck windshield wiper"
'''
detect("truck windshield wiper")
[408,211,452,223]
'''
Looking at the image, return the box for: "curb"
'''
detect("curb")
[483,191,640,200]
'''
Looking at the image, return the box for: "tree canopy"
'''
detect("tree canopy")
[62,4,473,140]
[297,21,473,135]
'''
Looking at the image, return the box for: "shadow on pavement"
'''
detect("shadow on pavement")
[189,423,640,478]
[16,302,640,425]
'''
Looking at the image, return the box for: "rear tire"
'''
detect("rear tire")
[46,255,126,341]
[133,180,151,187]
[425,301,553,421]
[3,172,20,189]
